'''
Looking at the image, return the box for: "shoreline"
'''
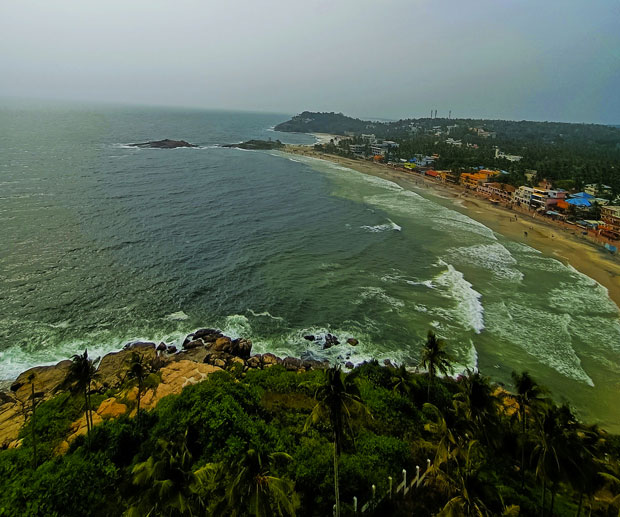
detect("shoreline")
[284,145,620,309]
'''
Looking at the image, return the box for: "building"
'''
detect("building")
[461,171,493,189]
[584,184,612,197]
[477,182,516,202]
[361,134,376,143]
[530,188,566,211]
[446,138,462,147]
[495,148,522,162]
[349,144,366,156]
[600,206,620,239]
[437,170,461,184]
[514,186,534,207]
[370,140,399,157]
[472,127,496,138]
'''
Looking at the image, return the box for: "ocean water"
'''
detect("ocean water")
[2,103,620,429]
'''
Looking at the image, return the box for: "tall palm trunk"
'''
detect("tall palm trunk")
[333,436,340,517]
[550,486,556,516]
[87,381,94,432]
[575,491,583,517]
[31,382,37,469]
[520,410,527,489]
[137,378,142,424]
[541,478,546,517]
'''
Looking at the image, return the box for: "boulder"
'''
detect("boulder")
[11,359,72,404]
[174,347,208,363]
[183,339,204,350]
[97,398,127,419]
[261,353,279,366]
[97,348,156,390]
[167,345,177,354]
[212,337,232,352]
[325,334,340,346]
[345,362,354,369]
[303,335,315,341]
[123,341,156,351]
[0,398,24,449]
[347,338,359,346]
[247,356,261,369]
[283,357,302,371]
[192,328,221,341]
[157,342,167,352]
[232,339,252,359]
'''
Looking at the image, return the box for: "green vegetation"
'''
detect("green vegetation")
[1,341,620,516]
[280,112,620,195]
[224,139,285,150]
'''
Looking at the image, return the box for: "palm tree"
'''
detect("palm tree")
[126,351,150,424]
[127,437,198,516]
[453,371,499,447]
[419,331,452,399]
[304,366,368,517]
[511,371,548,489]
[435,440,497,517]
[531,404,578,517]
[60,349,100,445]
[199,448,299,517]
[390,364,416,398]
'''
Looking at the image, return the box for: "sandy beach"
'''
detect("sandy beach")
[285,145,620,309]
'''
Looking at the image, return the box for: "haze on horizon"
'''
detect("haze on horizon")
[1,0,619,124]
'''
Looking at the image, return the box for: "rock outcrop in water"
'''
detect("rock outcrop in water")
[223,139,284,150]
[129,139,197,149]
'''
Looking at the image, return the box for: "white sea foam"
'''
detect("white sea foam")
[165,311,189,321]
[359,286,405,310]
[446,242,524,282]
[361,219,402,233]
[406,279,435,289]
[247,309,285,321]
[484,300,594,385]
[434,264,485,333]
[221,314,253,338]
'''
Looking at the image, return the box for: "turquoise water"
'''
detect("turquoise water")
[2,103,619,429]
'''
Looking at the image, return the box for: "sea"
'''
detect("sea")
[2,102,620,430]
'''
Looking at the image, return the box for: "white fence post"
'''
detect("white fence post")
[402,469,407,495]
[353,496,357,513]
[372,484,376,500]
[388,476,393,499]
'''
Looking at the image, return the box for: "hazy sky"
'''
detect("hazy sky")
[1,0,619,123]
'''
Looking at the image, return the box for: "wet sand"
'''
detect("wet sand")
[285,146,620,309]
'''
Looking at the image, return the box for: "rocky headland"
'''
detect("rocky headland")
[223,139,284,150]
[129,139,197,149]
[0,327,356,451]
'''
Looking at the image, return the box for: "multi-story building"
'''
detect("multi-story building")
[349,144,366,156]
[437,170,461,184]
[514,186,534,207]
[477,182,516,202]
[460,171,495,189]
[370,140,399,157]
[530,188,566,211]
[601,206,620,232]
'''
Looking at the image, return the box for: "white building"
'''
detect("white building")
[514,186,534,207]
[495,148,522,162]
